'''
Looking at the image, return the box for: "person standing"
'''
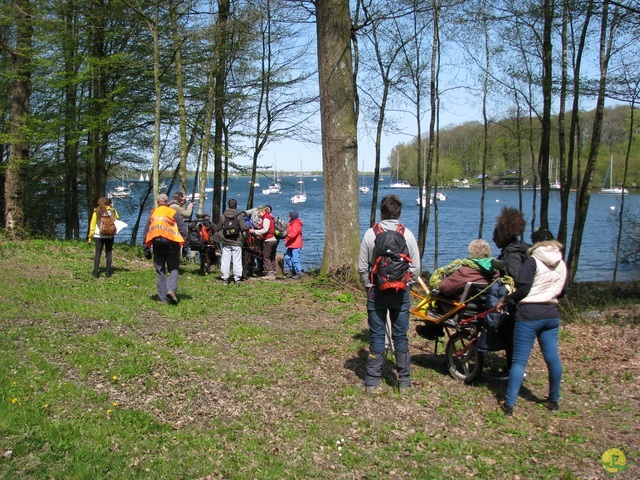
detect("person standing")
[143,194,188,304]
[215,198,249,285]
[169,191,194,220]
[357,194,421,395]
[488,207,532,379]
[250,206,277,279]
[284,210,303,279]
[496,229,568,416]
[88,197,119,278]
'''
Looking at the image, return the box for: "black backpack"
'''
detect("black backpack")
[223,215,240,238]
[370,223,413,293]
[187,221,205,251]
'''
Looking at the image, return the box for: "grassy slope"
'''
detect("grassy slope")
[0,237,638,479]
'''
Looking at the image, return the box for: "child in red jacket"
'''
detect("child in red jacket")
[284,211,303,279]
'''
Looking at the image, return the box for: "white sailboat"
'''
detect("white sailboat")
[108,169,133,198]
[291,161,307,204]
[550,158,561,190]
[389,157,410,188]
[416,188,448,207]
[359,159,369,193]
[262,164,281,195]
[601,156,628,194]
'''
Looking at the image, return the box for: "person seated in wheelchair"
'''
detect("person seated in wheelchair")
[429,239,499,315]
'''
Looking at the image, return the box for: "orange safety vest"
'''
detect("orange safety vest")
[145,205,185,247]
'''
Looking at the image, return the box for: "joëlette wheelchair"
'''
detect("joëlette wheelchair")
[410,278,502,383]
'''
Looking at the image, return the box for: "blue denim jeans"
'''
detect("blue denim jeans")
[366,288,411,353]
[284,248,302,274]
[505,317,563,407]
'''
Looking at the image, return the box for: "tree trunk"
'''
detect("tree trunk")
[4,0,32,240]
[559,1,592,247]
[537,0,553,230]
[170,0,188,194]
[316,0,360,282]
[62,0,80,240]
[567,0,616,280]
[212,0,229,223]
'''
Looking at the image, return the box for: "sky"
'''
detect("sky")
[252,102,483,175]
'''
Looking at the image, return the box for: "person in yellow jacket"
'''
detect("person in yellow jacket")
[143,194,188,304]
[88,197,119,278]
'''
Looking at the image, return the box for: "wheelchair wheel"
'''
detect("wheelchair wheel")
[199,251,211,275]
[445,331,484,383]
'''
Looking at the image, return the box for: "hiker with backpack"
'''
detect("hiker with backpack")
[249,206,278,279]
[88,197,119,278]
[214,198,249,285]
[357,194,421,395]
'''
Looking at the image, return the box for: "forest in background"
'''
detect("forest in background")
[2,0,640,282]
[392,104,640,188]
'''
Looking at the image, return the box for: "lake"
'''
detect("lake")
[104,175,640,282]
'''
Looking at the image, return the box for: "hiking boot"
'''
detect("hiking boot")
[222,278,230,286]
[285,272,294,278]
[495,369,510,381]
[363,384,382,395]
[105,271,112,278]
[167,290,178,304]
[502,403,513,417]
[547,401,559,412]
[292,274,302,280]
[399,385,411,396]
[91,271,99,278]
[263,273,276,281]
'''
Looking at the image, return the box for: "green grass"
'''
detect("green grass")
[0,236,638,479]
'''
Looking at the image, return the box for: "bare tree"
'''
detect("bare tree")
[568,0,619,280]
[316,0,360,281]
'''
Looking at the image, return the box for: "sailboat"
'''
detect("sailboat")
[291,161,307,204]
[550,158,560,190]
[262,164,281,195]
[416,187,448,207]
[601,156,628,194]
[389,156,410,188]
[108,168,133,198]
[359,159,369,194]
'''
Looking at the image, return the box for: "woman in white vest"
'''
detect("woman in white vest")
[495,229,568,417]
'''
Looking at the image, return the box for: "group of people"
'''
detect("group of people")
[90,192,304,304]
[92,190,567,415]
[359,194,568,417]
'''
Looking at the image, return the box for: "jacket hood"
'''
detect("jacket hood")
[471,257,495,273]
[503,240,531,255]
[223,209,242,219]
[529,240,564,268]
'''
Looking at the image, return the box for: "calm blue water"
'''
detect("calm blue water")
[104,175,640,282]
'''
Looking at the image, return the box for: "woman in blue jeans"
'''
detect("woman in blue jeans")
[496,229,568,416]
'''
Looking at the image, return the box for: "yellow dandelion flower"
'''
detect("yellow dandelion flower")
[12,382,17,387]
[107,409,112,415]
[112,401,118,407]
[112,375,118,381]
[11,398,18,404]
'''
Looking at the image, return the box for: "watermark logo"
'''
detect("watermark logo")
[601,448,631,477]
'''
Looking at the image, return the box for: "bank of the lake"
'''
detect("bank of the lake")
[101,177,640,282]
